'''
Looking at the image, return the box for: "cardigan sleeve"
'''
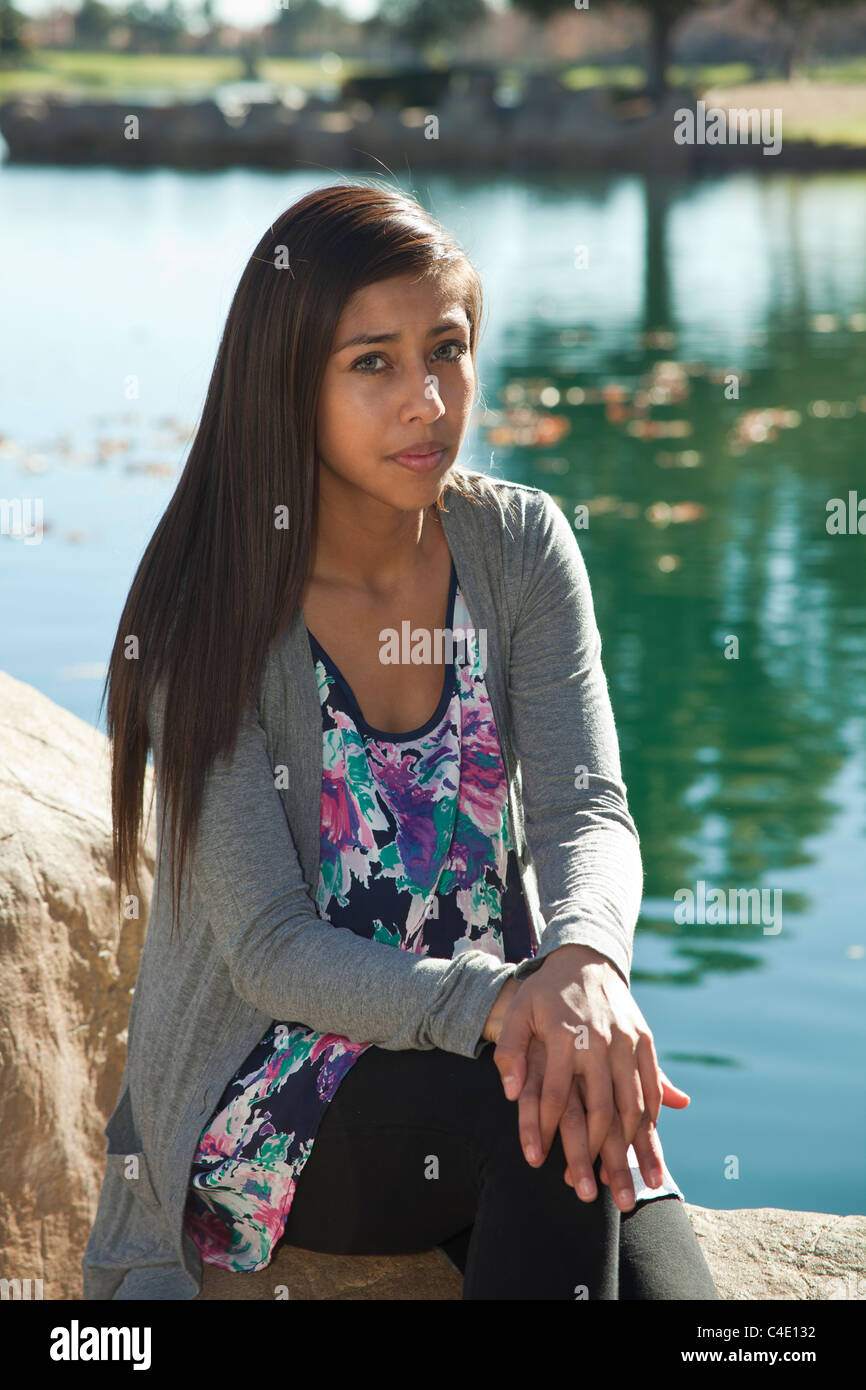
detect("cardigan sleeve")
[506,489,643,989]
[147,682,517,1059]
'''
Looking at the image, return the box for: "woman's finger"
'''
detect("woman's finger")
[575,1050,617,1164]
[637,1031,663,1130]
[630,1117,666,1192]
[657,1067,691,1108]
[516,1036,548,1167]
[608,1033,646,1152]
[538,1030,588,1161]
[596,1109,636,1212]
[558,1077,597,1201]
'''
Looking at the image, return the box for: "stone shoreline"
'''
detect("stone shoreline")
[1,81,863,172]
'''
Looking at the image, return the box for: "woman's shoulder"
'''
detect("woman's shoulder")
[444,467,559,532]
[443,469,572,572]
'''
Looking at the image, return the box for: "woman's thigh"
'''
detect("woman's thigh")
[281,1042,499,1256]
[282,1041,618,1285]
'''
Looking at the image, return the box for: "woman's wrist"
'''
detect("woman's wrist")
[482,976,520,1044]
[541,942,628,986]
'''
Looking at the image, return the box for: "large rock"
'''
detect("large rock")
[0,669,153,1302]
[1,669,864,1301]
[194,1206,866,1301]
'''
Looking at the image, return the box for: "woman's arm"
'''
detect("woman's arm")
[493,490,656,1207]
[506,486,643,985]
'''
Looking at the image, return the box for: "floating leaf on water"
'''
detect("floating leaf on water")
[502,383,527,405]
[656,450,702,468]
[627,419,693,439]
[586,495,622,515]
[97,438,132,459]
[642,361,690,403]
[124,462,177,477]
[640,330,677,349]
[668,501,707,523]
[730,407,801,447]
[485,411,571,446]
[647,501,705,526]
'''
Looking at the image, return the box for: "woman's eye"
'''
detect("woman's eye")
[434,340,469,361]
[351,341,468,373]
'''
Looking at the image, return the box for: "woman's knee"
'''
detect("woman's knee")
[619,1195,720,1300]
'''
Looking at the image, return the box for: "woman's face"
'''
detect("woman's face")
[315,270,476,512]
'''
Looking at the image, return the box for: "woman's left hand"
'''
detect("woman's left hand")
[517,1032,689,1209]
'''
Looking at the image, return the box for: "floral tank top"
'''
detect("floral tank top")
[182,558,537,1272]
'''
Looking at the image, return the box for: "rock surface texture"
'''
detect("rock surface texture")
[0,670,153,1303]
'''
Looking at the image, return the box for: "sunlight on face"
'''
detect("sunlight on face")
[315,271,477,513]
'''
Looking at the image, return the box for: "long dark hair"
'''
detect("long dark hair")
[99,179,505,943]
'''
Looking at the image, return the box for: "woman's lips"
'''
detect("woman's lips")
[389,447,446,472]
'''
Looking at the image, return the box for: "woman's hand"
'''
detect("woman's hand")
[492,943,691,1211]
[519,1034,682,1209]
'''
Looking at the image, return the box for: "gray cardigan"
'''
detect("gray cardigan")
[81,474,643,1300]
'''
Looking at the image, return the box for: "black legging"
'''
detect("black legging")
[279,1040,720,1300]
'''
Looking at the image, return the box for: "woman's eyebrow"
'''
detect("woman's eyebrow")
[333,319,467,353]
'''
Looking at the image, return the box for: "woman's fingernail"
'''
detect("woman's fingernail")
[578,1178,596,1199]
[617,1189,634,1208]
[526,1143,539,1162]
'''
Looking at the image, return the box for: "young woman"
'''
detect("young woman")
[84,181,719,1301]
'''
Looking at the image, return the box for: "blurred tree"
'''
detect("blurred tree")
[768,0,860,79]
[0,0,28,57]
[118,0,188,52]
[270,0,328,56]
[510,0,713,98]
[74,0,115,46]
[378,0,489,50]
[239,35,265,79]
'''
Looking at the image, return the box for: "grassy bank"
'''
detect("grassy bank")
[0,51,363,98]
